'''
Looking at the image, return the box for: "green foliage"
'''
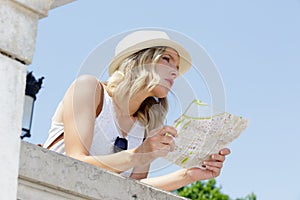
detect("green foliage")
[176,179,256,200]
[176,179,229,200]
[236,193,256,200]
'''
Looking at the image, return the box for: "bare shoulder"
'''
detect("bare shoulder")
[64,75,102,98]
[62,75,103,112]
[73,74,101,89]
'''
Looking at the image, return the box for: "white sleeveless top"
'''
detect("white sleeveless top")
[43,88,145,176]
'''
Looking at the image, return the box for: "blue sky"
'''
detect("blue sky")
[26,1,300,199]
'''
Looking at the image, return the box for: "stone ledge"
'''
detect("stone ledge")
[12,0,55,18]
[12,0,77,17]
[18,142,186,200]
[50,0,76,10]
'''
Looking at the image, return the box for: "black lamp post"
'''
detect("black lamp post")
[21,71,44,139]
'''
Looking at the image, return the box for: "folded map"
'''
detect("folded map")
[164,99,249,169]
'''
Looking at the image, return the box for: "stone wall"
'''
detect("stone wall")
[0,1,76,199]
[18,142,186,200]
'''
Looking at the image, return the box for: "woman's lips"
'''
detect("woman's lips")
[165,79,174,87]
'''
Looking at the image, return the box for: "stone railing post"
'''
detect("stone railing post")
[0,0,75,199]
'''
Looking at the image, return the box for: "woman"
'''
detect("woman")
[43,30,230,191]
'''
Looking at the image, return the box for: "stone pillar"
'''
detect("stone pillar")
[0,52,26,200]
[0,0,74,199]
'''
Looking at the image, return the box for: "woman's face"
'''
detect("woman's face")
[151,47,180,98]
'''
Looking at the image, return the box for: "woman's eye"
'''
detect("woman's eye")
[162,56,170,63]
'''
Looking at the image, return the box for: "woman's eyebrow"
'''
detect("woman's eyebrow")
[164,53,180,69]
[164,53,179,62]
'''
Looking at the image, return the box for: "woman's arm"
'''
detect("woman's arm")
[62,75,177,173]
[141,168,191,191]
[62,75,137,173]
[129,164,150,180]
[140,148,231,191]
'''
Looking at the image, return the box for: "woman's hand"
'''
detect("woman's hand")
[186,148,231,182]
[133,125,177,166]
[140,148,230,191]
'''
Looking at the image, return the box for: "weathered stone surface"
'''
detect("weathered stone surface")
[0,1,77,199]
[12,0,55,17]
[18,142,186,200]
[50,0,76,10]
[0,0,39,64]
[0,53,27,200]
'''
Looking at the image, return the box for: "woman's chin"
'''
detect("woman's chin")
[154,89,170,98]
[151,85,171,98]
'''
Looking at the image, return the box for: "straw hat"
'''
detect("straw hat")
[108,30,192,76]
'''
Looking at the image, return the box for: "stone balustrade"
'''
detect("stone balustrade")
[18,142,186,200]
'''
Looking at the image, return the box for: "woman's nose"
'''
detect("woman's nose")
[170,70,179,79]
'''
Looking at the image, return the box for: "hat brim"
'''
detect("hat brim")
[108,38,192,76]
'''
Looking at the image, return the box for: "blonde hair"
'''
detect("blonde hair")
[106,47,168,136]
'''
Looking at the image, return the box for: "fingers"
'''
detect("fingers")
[141,126,177,157]
[134,126,178,166]
[219,148,231,156]
[158,125,178,137]
[155,143,174,156]
[204,165,222,177]
[202,158,224,178]
[203,160,223,169]
[160,133,174,144]
[147,125,177,150]
[201,148,231,177]
[159,126,176,152]
[210,154,225,162]
[148,125,177,138]
[154,133,175,152]
[161,137,175,151]
[206,148,231,162]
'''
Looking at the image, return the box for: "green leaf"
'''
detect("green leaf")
[175,179,255,200]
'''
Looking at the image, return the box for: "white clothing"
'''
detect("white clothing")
[43,88,145,176]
